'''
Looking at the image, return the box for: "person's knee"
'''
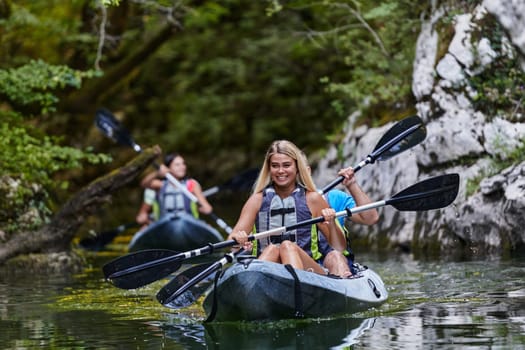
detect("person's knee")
[265,244,279,254]
[280,240,296,251]
[260,244,280,262]
[324,250,351,277]
[325,250,342,263]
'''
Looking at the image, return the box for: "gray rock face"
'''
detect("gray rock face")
[451,162,525,254]
[483,0,525,58]
[314,1,525,256]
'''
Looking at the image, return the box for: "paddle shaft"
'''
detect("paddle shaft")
[95,109,233,234]
[202,168,259,197]
[108,209,347,280]
[202,186,221,197]
[320,122,423,194]
[161,252,235,305]
[162,171,232,233]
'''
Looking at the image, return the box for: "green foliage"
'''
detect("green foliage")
[0,1,89,66]
[316,1,421,121]
[265,0,422,123]
[5,0,518,232]
[469,57,525,119]
[101,0,121,6]
[119,0,424,173]
[0,121,111,183]
[0,2,107,228]
[184,2,230,28]
[468,14,525,119]
[125,0,354,164]
[0,111,111,231]
[0,60,101,114]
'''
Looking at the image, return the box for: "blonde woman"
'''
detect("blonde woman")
[229,140,351,277]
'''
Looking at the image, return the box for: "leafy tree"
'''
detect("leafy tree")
[0,110,110,231]
[0,3,110,231]
[112,0,423,175]
[0,0,424,232]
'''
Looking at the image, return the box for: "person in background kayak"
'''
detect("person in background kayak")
[229,140,352,277]
[317,166,379,275]
[140,152,213,219]
[135,188,158,229]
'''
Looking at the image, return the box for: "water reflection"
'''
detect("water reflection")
[1,253,524,349]
[156,315,376,349]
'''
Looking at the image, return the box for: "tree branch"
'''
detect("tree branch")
[0,146,161,265]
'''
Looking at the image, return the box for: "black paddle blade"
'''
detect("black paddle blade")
[224,168,259,192]
[103,249,181,289]
[371,115,426,162]
[95,108,141,152]
[79,222,140,251]
[157,263,217,308]
[388,173,460,211]
[203,168,260,197]
[320,115,427,194]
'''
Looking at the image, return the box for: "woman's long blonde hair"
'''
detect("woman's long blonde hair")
[252,140,317,193]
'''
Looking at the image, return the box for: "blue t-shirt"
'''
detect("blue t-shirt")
[326,189,356,226]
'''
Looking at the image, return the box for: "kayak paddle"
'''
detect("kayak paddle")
[155,173,460,307]
[78,222,140,251]
[202,168,260,197]
[320,114,426,194]
[155,250,247,308]
[95,108,233,234]
[105,173,459,290]
[102,115,428,288]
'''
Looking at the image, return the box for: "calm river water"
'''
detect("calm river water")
[1,244,524,350]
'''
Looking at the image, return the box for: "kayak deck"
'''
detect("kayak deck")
[202,259,388,321]
[128,212,223,252]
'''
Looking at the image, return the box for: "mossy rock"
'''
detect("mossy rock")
[2,251,85,274]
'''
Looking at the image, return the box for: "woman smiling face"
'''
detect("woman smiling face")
[168,155,187,179]
[269,153,297,190]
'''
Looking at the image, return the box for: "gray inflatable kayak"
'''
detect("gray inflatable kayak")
[202,258,388,321]
[128,212,223,252]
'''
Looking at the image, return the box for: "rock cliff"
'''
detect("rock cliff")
[314,0,525,257]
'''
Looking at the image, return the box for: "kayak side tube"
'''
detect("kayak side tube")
[203,259,388,321]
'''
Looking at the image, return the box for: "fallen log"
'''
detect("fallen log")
[0,146,161,266]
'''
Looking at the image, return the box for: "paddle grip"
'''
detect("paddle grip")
[319,176,344,195]
[202,186,220,197]
[318,155,373,195]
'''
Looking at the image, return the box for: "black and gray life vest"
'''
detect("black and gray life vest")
[253,185,322,261]
[157,178,199,218]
